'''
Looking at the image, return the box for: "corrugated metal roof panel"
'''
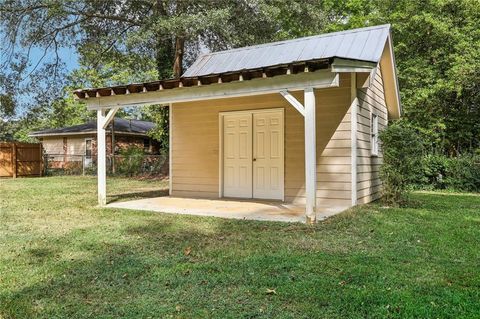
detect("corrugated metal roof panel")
[183,24,390,77]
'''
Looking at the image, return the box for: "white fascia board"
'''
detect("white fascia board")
[84,70,339,110]
[387,34,402,116]
[331,58,377,73]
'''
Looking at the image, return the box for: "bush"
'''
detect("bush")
[444,154,480,192]
[115,146,145,177]
[379,122,423,206]
[418,154,480,192]
[420,154,448,189]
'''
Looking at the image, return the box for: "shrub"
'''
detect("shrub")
[444,154,480,192]
[379,122,423,206]
[417,154,480,192]
[420,154,448,189]
[115,146,145,177]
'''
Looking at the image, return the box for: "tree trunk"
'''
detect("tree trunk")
[155,0,174,79]
[156,36,174,79]
[173,36,185,78]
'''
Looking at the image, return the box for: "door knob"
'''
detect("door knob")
[253,158,256,161]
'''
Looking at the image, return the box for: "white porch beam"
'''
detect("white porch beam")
[97,109,107,206]
[101,107,119,129]
[304,87,317,224]
[350,73,358,206]
[84,70,339,110]
[279,90,305,116]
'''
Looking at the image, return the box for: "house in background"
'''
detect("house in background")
[29,118,160,167]
[74,24,401,223]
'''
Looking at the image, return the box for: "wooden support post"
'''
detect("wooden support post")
[350,73,358,206]
[304,87,317,224]
[12,143,17,178]
[39,144,43,177]
[111,118,116,174]
[97,109,107,206]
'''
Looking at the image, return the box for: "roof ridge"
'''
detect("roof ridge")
[197,24,390,58]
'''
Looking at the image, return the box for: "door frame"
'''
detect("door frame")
[218,107,285,201]
[84,137,93,167]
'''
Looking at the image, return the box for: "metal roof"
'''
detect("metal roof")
[183,24,391,77]
[30,118,155,137]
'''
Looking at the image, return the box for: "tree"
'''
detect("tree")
[367,0,480,155]
[0,0,335,145]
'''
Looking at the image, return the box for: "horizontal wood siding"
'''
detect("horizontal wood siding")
[171,73,352,208]
[42,137,64,155]
[66,137,86,155]
[356,66,388,204]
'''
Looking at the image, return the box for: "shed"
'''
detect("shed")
[74,24,401,223]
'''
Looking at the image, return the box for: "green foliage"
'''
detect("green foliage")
[420,154,448,189]
[367,0,480,155]
[444,154,480,192]
[142,105,169,149]
[419,154,480,192]
[115,146,146,177]
[379,122,424,206]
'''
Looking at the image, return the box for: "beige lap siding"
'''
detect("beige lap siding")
[41,137,65,155]
[170,73,352,207]
[356,66,388,204]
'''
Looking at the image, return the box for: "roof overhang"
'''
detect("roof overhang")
[331,58,377,73]
[79,68,340,110]
[379,34,402,119]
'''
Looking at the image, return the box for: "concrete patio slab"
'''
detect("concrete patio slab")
[107,196,348,223]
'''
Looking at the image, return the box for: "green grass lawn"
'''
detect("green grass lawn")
[0,176,479,318]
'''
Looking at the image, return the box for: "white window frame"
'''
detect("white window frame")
[371,113,379,156]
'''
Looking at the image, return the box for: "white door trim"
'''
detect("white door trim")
[219,108,285,201]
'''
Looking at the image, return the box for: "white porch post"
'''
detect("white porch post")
[304,87,317,224]
[97,109,107,206]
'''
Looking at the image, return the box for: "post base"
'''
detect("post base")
[305,215,316,224]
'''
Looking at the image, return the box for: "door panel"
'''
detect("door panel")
[223,113,253,198]
[253,111,284,200]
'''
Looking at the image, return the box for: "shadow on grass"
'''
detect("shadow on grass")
[108,188,169,203]
[1,217,320,318]
[409,191,480,210]
[2,193,480,318]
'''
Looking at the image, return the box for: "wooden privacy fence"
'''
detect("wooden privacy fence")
[0,142,43,178]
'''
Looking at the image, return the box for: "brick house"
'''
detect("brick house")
[29,118,161,168]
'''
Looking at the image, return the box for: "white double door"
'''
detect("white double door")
[223,109,284,200]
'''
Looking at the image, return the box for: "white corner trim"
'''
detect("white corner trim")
[304,87,317,223]
[168,103,172,196]
[218,112,223,198]
[350,73,358,206]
